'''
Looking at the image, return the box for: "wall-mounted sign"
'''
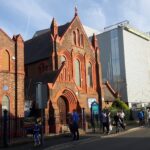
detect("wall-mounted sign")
[3,85,9,91]
[87,98,96,108]
[91,102,99,114]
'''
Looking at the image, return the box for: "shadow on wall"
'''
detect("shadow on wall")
[48,101,56,133]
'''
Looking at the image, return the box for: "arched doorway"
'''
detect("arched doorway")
[57,96,69,125]
[2,95,10,116]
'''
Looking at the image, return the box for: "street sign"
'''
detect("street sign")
[36,82,48,109]
[91,102,99,114]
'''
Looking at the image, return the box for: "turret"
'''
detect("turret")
[50,18,58,38]
[91,33,98,50]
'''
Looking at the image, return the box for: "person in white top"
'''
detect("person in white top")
[119,110,126,130]
[119,110,125,121]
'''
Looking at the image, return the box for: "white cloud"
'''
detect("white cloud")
[0,0,149,40]
[121,0,150,32]
[1,0,52,39]
[79,0,106,30]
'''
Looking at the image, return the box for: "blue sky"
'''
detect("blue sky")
[0,0,149,40]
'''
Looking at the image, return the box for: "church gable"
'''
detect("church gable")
[59,15,95,54]
[0,29,15,49]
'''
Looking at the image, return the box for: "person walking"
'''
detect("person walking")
[72,109,79,140]
[147,109,150,126]
[138,110,144,126]
[114,112,120,133]
[101,111,108,134]
[119,110,126,130]
[106,111,112,134]
[33,120,41,146]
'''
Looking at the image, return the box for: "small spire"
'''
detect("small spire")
[75,6,78,16]
[92,33,98,49]
[50,17,58,37]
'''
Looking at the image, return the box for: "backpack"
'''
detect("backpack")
[138,111,144,119]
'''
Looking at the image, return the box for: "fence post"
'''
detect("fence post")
[3,109,8,147]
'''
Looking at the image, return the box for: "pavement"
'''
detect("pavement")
[0,124,141,150]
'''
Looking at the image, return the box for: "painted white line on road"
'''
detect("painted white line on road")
[101,127,142,138]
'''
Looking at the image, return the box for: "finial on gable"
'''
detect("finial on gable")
[75,6,78,16]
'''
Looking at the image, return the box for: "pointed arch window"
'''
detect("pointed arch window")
[60,55,66,63]
[1,50,10,71]
[80,34,84,47]
[74,59,81,86]
[73,31,76,45]
[2,95,10,116]
[59,55,66,68]
[87,62,93,87]
[77,29,80,46]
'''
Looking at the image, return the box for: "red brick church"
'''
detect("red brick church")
[25,9,104,133]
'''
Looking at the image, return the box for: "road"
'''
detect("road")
[2,127,150,150]
[46,127,150,150]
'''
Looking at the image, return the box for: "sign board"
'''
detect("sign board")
[88,98,96,108]
[36,82,48,109]
[91,102,99,114]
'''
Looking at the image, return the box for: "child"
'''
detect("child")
[33,121,41,146]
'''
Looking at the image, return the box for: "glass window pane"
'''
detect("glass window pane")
[75,59,81,86]
[87,62,93,87]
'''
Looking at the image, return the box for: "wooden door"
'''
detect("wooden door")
[58,97,67,124]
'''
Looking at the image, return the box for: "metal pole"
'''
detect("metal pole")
[3,110,8,147]
[41,109,44,146]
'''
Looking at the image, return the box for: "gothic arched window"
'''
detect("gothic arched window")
[77,29,80,46]
[2,95,10,116]
[80,34,84,47]
[1,50,10,71]
[60,55,66,63]
[87,62,93,87]
[73,31,76,45]
[74,59,81,86]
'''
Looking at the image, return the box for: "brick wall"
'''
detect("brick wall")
[0,30,25,117]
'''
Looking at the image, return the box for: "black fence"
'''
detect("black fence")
[0,115,26,147]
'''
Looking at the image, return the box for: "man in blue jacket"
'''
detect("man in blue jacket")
[72,109,79,140]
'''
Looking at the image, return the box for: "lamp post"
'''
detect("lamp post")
[81,108,85,130]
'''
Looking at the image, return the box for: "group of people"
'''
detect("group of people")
[32,109,80,146]
[101,109,126,134]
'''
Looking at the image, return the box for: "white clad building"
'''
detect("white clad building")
[84,21,150,108]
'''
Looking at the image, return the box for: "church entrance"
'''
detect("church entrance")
[57,96,69,125]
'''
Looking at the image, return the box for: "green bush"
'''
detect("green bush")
[110,98,130,120]
[111,98,129,110]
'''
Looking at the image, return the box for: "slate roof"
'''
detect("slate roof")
[25,31,53,64]
[25,70,59,100]
[35,70,59,84]
[25,22,70,64]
